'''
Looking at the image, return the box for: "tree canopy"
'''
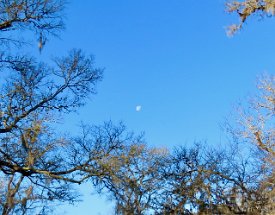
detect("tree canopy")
[0,0,274,214]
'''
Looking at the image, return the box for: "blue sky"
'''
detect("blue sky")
[34,0,275,214]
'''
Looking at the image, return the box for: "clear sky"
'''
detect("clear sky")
[34,0,275,214]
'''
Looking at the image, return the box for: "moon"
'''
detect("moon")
[136,105,142,112]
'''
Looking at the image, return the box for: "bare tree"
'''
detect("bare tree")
[94,142,168,215]
[151,140,272,215]
[0,104,141,213]
[155,145,227,215]
[0,48,103,213]
[0,0,139,214]
[226,0,275,35]
[0,0,65,48]
[225,74,275,214]
[226,0,275,212]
